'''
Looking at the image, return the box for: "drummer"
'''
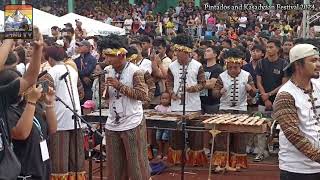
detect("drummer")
[165,34,206,165]
[166,34,206,112]
[212,48,256,171]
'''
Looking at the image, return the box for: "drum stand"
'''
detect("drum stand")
[208,131,238,179]
[208,126,220,180]
[88,129,94,180]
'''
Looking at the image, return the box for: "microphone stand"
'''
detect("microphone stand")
[98,74,104,180]
[180,64,187,180]
[88,71,108,180]
[61,75,79,180]
[55,96,104,180]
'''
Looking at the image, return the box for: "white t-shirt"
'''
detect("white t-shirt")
[239,16,247,28]
[175,6,182,15]
[16,63,26,75]
[216,23,226,32]
[48,64,82,131]
[104,17,113,25]
[124,18,133,33]
[137,58,152,74]
[66,40,76,58]
[205,14,210,24]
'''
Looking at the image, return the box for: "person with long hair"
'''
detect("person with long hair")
[0,30,43,178]
[0,69,57,180]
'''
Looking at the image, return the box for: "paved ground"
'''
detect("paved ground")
[85,155,279,180]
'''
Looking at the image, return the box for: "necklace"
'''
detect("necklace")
[291,79,319,121]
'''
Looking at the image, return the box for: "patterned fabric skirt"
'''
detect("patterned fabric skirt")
[105,120,150,180]
[49,129,86,180]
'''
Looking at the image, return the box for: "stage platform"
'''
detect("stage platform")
[85,154,279,180]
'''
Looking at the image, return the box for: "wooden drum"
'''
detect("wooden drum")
[167,131,184,164]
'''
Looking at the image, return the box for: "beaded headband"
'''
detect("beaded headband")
[173,44,193,53]
[102,48,128,56]
[127,54,139,62]
[225,57,244,65]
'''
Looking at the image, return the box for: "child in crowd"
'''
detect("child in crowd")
[82,100,96,115]
[155,92,171,160]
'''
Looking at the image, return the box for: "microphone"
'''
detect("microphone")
[91,70,109,78]
[59,72,69,81]
[37,70,48,80]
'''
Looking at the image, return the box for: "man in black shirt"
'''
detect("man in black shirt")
[256,39,288,112]
[201,45,224,113]
[243,44,265,111]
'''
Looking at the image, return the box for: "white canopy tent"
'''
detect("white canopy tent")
[33,8,60,35]
[0,8,59,35]
[59,13,125,36]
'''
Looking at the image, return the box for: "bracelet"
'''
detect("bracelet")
[27,101,36,106]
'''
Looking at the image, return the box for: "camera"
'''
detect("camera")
[37,81,49,93]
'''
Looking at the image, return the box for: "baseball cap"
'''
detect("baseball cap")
[88,39,95,47]
[284,44,319,71]
[64,22,72,28]
[76,40,91,48]
[82,100,96,109]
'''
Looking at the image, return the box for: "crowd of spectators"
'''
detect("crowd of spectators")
[2,0,320,41]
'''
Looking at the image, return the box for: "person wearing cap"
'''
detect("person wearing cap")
[273,44,320,180]
[74,40,97,105]
[75,19,87,39]
[99,34,150,179]
[82,100,96,115]
[64,22,73,29]
[212,48,256,171]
